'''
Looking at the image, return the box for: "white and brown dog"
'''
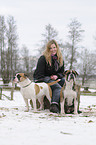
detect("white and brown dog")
[60,70,78,114]
[13,73,60,112]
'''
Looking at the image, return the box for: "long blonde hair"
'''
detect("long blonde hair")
[43,39,63,66]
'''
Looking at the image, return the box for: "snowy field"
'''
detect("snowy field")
[0,90,96,145]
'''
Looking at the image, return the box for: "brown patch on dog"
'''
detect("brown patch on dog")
[48,85,52,98]
[18,73,27,82]
[60,86,64,102]
[47,79,60,86]
[18,73,26,78]
[35,84,40,95]
[40,86,43,89]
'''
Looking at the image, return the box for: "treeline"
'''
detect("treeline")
[0,15,96,85]
[0,15,18,83]
[0,15,36,83]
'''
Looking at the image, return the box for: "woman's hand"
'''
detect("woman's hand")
[50,75,58,80]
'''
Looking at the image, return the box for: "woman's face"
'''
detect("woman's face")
[49,43,57,55]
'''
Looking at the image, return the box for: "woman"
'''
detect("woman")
[33,39,65,113]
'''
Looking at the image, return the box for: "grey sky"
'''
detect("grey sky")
[0,0,96,55]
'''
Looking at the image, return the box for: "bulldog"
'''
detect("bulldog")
[13,73,60,112]
[60,70,79,114]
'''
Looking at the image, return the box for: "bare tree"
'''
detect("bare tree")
[5,16,18,83]
[20,45,30,73]
[66,18,84,70]
[39,24,59,53]
[0,16,6,77]
[78,48,96,85]
[20,45,37,79]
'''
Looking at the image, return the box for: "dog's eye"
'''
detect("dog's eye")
[17,74,21,80]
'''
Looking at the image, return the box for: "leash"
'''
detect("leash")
[22,81,32,88]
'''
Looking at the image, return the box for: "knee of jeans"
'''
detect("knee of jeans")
[61,78,65,83]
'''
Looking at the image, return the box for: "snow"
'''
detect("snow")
[81,87,96,92]
[0,90,96,145]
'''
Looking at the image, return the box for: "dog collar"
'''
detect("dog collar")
[22,82,32,88]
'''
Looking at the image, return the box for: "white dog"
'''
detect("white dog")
[60,70,78,114]
[13,73,60,112]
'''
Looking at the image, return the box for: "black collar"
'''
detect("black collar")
[22,81,32,88]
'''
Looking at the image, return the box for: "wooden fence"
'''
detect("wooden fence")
[0,82,14,100]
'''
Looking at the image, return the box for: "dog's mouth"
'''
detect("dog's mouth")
[70,75,74,80]
[13,78,19,83]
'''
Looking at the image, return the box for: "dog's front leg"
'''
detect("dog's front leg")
[60,98,65,114]
[32,98,37,112]
[23,97,29,112]
[74,96,78,114]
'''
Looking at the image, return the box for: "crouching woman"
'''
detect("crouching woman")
[33,39,65,113]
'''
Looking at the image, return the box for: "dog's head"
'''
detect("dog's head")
[64,70,78,82]
[13,73,28,83]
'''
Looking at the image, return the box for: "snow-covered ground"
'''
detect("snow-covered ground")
[0,90,96,145]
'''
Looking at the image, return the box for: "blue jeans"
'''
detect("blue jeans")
[43,77,65,105]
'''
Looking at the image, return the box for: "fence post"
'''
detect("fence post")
[0,87,2,100]
[11,82,14,100]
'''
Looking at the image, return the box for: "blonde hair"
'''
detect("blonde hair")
[43,39,63,66]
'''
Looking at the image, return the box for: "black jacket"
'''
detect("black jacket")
[33,55,64,81]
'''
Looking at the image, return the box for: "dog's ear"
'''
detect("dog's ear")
[72,70,78,76]
[24,73,28,78]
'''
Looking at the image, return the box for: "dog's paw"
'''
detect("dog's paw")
[61,111,65,115]
[60,112,66,117]
[37,108,43,111]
